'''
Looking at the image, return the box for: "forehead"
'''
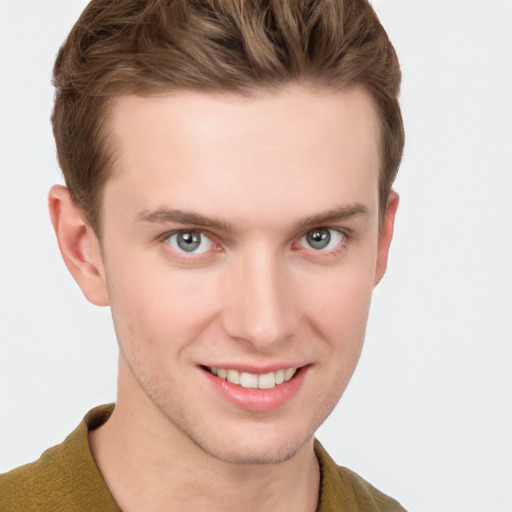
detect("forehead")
[103,85,381,229]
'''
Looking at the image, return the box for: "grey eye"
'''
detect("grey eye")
[300,228,344,251]
[166,231,213,254]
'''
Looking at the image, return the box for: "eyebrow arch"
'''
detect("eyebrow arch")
[136,208,233,231]
[295,203,369,230]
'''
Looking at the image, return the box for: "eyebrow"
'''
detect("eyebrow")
[136,208,232,231]
[295,203,369,230]
[135,203,369,232]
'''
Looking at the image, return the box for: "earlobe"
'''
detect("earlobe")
[48,185,110,306]
[374,190,399,287]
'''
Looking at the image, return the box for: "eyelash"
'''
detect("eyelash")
[161,227,350,257]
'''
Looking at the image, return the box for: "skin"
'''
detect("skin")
[49,85,398,512]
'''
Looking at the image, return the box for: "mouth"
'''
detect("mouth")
[200,364,308,412]
[202,366,299,390]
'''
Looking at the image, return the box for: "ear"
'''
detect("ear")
[374,190,399,287]
[48,185,110,306]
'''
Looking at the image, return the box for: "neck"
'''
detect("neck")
[88,365,320,512]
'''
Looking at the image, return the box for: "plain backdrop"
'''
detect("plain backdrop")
[0,1,511,511]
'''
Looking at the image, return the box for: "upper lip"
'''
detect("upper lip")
[199,363,308,374]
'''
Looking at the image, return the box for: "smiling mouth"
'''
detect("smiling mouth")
[203,366,298,390]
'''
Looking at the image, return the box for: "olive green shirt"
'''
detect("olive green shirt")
[0,404,406,511]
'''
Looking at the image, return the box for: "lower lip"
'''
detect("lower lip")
[201,367,309,412]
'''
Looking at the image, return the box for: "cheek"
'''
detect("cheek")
[105,253,219,349]
[297,262,375,378]
[305,269,375,384]
[301,260,376,329]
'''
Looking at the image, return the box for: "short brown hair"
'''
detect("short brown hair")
[52,0,404,234]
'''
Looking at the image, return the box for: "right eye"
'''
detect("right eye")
[298,227,345,252]
[165,230,213,254]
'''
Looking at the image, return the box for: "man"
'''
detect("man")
[0,0,406,510]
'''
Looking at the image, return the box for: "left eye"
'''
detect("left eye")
[299,228,345,251]
[165,231,213,254]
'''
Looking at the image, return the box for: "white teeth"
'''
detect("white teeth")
[258,372,276,389]
[240,372,258,389]
[284,368,296,381]
[275,369,285,385]
[209,367,298,389]
[226,369,240,385]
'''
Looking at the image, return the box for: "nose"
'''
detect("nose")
[221,248,298,351]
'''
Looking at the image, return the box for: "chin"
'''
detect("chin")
[192,432,311,466]
[170,410,324,466]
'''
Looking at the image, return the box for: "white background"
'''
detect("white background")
[1,1,511,511]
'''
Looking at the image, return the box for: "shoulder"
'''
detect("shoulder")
[1,441,74,512]
[334,465,407,512]
[314,440,407,512]
[0,404,119,512]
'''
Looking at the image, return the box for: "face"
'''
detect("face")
[92,85,395,464]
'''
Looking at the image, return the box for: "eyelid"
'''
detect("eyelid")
[159,227,213,242]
